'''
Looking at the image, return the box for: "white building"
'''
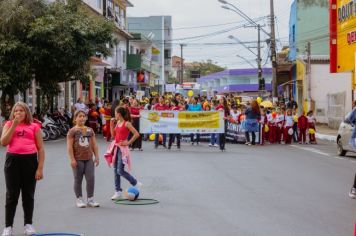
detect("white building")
[127,16,173,94]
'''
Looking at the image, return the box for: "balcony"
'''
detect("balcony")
[127,54,151,71]
[150,63,161,76]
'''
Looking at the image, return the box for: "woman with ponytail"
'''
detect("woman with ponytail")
[109,106,142,200]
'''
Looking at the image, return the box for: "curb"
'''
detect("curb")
[316,133,337,143]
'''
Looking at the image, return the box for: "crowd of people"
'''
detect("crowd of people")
[72,94,318,152]
[0,95,345,236]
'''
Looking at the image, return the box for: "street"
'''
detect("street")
[0,138,355,236]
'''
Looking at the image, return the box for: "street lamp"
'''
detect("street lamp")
[219,0,278,98]
[218,0,270,37]
[236,55,256,69]
[229,35,257,56]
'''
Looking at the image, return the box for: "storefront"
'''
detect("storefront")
[330,0,356,94]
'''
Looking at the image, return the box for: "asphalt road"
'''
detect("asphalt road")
[0,138,355,236]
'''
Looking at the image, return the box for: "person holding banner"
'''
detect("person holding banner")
[153,97,168,149]
[244,100,261,146]
[187,97,203,145]
[168,100,182,150]
[215,97,230,151]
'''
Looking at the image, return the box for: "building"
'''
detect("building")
[126,33,161,96]
[197,68,273,97]
[127,16,173,94]
[288,0,352,127]
[41,0,134,108]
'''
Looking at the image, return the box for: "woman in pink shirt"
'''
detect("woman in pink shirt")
[0,102,45,236]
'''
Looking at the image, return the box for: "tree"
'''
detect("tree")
[28,0,115,112]
[0,0,46,118]
[0,0,115,115]
[184,60,226,81]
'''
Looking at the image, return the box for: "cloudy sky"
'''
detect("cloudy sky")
[128,0,293,69]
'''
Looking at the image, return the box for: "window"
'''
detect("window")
[123,50,126,63]
[97,0,101,9]
[107,0,113,8]
[164,49,171,59]
[292,25,295,43]
[130,46,134,54]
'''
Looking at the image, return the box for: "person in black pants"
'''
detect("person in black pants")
[216,97,230,151]
[1,102,45,236]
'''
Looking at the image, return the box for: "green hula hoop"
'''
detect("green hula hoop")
[114,198,159,205]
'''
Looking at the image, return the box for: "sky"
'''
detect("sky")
[128,0,293,69]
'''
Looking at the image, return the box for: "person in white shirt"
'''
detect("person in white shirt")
[74,98,88,114]
[283,109,294,144]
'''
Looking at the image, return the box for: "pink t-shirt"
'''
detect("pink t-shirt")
[5,121,40,154]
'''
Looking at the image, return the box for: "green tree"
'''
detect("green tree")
[185,60,226,81]
[0,0,46,118]
[28,0,115,112]
[0,0,115,116]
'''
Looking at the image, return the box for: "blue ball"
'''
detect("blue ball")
[125,187,139,201]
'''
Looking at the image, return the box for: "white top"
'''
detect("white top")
[284,115,294,127]
[74,103,88,114]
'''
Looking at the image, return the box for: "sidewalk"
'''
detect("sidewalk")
[316,124,338,142]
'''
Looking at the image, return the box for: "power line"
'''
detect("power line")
[127,16,268,31]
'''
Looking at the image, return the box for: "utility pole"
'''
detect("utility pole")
[257,24,263,96]
[180,44,186,84]
[306,41,311,101]
[270,0,278,100]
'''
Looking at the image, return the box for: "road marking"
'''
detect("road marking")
[290,145,331,157]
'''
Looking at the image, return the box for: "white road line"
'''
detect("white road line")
[290,145,331,157]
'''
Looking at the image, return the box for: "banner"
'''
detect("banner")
[140,110,225,134]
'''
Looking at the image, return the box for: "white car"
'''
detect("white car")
[337,115,355,156]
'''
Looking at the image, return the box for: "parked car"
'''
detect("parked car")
[337,113,355,156]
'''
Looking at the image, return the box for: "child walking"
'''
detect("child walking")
[283,109,294,144]
[307,110,317,144]
[110,106,142,200]
[298,111,308,144]
[67,110,100,208]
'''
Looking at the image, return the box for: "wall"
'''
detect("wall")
[128,16,173,85]
[296,0,329,57]
[83,0,103,14]
[310,64,352,128]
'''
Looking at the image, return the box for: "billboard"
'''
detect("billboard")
[330,0,356,73]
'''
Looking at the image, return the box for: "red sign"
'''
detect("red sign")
[137,72,144,83]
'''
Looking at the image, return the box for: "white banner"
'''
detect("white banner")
[140,110,225,134]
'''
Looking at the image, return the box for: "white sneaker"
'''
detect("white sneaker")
[134,181,143,190]
[208,143,212,147]
[76,197,86,208]
[111,191,122,200]
[349,188,356,199]
[87,198,100,207]
[213,144,219,147]
[2,227,12,236]
[24,224,36,236]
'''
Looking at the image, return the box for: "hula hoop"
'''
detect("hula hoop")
[34,233,83,236]
[114,198,159,205]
